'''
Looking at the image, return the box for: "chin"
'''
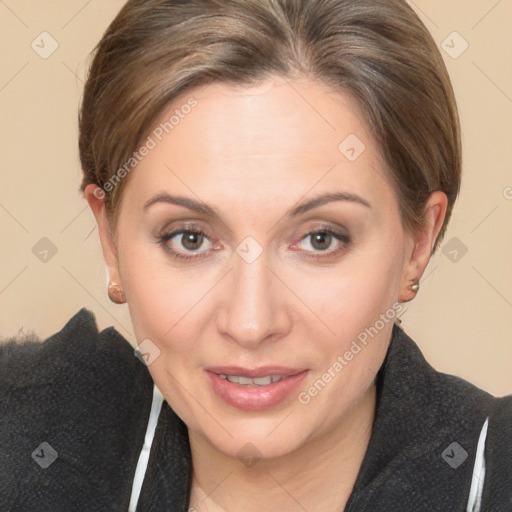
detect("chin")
[209,426,307,463]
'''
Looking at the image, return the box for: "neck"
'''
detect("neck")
[189,383,376,512]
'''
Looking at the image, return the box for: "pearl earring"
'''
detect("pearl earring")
[108,282,126,304]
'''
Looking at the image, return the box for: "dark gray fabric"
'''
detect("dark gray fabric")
[481,395,512,511]
[345,327,510,511]
[0,308,154,511]
[0,308,510,511]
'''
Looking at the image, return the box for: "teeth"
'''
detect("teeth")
[220,374,285,386]
[252,376,272,385]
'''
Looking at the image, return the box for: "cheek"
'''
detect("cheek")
[296,267,400,425]
[118,241,200,348]
[302,239,404,338]
[292,233,404,398]
[122,256,206,412]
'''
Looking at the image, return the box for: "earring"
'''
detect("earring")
[408,279,420,293]
[108,282,126,304]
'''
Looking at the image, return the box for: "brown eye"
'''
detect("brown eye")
[296,227,351,260]
[309,232,333,251]
[157,227,214,261]
[180,231,205,251]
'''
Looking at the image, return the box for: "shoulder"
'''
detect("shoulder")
[0,308,152,416]
[389,325,512,443]
[1,308,127,377]
[0,309,155,511]
[393,326,512,508]
[387,324,504,416]
[480,393,512,509]
[350,325,512,511]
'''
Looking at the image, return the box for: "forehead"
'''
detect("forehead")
[121,77,395,215]
[158,78,371,160]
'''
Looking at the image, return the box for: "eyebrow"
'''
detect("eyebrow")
[143,191,371,220]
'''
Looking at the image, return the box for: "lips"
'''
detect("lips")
[205,366,308,411]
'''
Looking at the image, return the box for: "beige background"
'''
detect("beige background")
[1,1,511,396]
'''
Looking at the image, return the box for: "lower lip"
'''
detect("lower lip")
[206,370,308,411]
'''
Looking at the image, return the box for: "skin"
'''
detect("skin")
[85,77,447,511]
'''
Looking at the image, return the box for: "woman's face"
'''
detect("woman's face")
[88,77,435,460]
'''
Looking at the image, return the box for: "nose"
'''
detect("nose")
[217,251,291,349]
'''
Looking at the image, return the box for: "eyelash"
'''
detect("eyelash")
[156,225,350,262]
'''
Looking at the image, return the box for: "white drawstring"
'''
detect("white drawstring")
[128,384,164,512]
[466,417,489,512]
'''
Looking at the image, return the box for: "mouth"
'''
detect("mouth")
[205,366,308,411]
[218,374,288,386]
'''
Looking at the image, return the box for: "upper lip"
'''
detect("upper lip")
[206,366,306,378]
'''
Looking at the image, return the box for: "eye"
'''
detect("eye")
[295,227,350,260]
[157,227,215,261]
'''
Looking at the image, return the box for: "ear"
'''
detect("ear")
[84,184,122,288]
[399,191,448,302]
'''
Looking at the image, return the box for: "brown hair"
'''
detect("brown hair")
[79,0,461,250]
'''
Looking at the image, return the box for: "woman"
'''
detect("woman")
[1,0,511,511]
